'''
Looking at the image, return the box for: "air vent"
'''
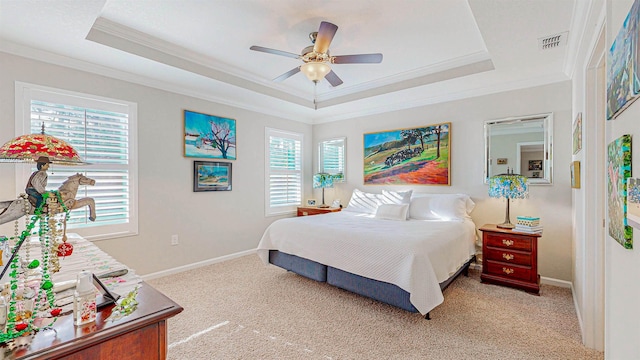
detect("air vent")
[538,32,568,50]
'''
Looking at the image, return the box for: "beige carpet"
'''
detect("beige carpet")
[147,255,603,360]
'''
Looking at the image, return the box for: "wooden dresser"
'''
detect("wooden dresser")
[297,206,341,216]
[480,224,541,294]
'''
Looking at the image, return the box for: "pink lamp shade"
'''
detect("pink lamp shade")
[0,133,84,165]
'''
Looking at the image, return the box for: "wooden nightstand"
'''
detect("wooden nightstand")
[479,224,541,295]
[297,206,341,217]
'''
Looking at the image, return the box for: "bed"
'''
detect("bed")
[257,190,477,317]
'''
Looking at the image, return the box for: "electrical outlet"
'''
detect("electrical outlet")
[171,235,179,246]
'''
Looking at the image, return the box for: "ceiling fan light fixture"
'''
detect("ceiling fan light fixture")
[300,62,331,82]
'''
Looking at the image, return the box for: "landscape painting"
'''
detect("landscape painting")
[607,134,632,248]
[193,161,232,192]
[184,110,236,160]
[363,123,450,185]
[607,0,640,120]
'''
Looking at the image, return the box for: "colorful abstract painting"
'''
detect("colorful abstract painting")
[184,110,236,160]
[363,123,450,185]
[607,134,632,248]
[607,0,640,120]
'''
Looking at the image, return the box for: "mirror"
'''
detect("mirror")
[318,137,346,182]
[484,113,553,185]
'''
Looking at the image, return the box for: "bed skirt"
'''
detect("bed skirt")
[268,250,475,314]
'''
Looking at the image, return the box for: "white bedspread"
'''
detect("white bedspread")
[257,211,477,315]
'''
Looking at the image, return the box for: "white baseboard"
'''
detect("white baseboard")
[540,276,572,288]
[141,249,256,281]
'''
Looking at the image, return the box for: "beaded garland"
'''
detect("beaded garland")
[0,191,68,343]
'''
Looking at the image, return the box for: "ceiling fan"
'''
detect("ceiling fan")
[250,21,383,87]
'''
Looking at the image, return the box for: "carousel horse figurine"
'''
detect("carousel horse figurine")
[0,173,96,226]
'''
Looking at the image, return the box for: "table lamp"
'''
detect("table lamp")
[313,173,334,208]
[488,169,529,229]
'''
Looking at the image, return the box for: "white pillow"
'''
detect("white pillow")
[343,189,382,214]
[409,193,474,220]
[381,189,412,219]
[375,204,409,221]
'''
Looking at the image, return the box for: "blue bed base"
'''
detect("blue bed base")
[268,250,475,318]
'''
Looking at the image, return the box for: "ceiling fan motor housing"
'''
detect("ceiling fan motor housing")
[301,45,330,63]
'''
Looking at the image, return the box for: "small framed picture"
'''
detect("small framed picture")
[531,171,540,178]
[570,161,580,189]
[194,161,232,192]
[529,160,543,171]
[497,158,508,165]
[307,199,317,206]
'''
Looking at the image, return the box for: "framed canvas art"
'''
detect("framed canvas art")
[628,178,640,229]
[193,161,232,192]
[607,134,632,248]
[570,161,580,189]
[607,0,640,120]
[573,113,582,155]
[363,123,450,185]
[184,110,236,160]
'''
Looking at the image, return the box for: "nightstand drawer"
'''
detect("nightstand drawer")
[485,233,531,252]
[485,260,532,282]
[483,247,531,266]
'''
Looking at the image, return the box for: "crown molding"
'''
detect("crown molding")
[88,17,496,110]
[0,41,310,123]
[313,72,569,124]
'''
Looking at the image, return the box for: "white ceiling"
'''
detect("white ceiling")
[0,0,588,124]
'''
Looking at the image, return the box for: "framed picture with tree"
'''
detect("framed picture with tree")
[184,110,236,160]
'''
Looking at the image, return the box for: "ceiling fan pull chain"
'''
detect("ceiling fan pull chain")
[313,81,318,110]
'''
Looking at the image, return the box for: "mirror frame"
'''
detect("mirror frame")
[318,137,346,182]
[484,113,553,185]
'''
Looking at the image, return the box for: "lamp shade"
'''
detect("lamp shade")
[0,133,84,165]
[300,62,331,82]
[313,173,334,189]
[488,173,528,199]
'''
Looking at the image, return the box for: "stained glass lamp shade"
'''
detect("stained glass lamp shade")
[313,173,334,208]
[489,172,529,229]
[0,126,84,165]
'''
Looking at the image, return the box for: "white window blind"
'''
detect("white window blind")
[265,128,302,216]
[16,83,138,240]
[319,137,345,181]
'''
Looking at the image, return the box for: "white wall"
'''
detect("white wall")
[0,52,313,275]
[603,1,640,357]
[313,82,574,281]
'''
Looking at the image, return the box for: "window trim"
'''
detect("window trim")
[264,127,303,217]
[14,82,138,241]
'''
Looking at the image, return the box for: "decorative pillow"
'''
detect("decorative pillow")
[374,204,409,221]
[381,189,412,219]
[409,193,474,220]
[343,189,382,214]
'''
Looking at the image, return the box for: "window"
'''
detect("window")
[15,82,138,240]
[318,137,346,182]
[265,128,302,216]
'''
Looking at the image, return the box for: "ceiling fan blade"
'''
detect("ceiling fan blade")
[325,70,343,87]
[332,53,383,64]
[250,45,300,59]
[313,21,338,54]
[273,67,301,82]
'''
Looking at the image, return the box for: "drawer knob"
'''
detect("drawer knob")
[502,267,514,275]
[302,212,308,216]
[502,239,514,246]
[502,253,514,261]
